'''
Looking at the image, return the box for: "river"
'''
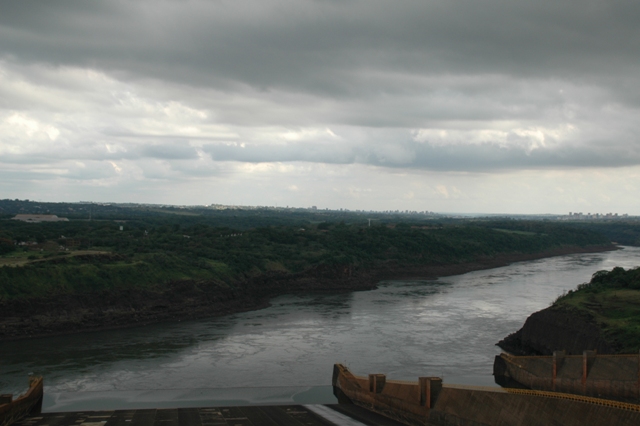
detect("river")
[1,247,639,411]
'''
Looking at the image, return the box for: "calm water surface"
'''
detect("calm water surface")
[2,247,640,410]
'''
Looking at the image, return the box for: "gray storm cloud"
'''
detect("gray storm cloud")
[2,1,638,88]
[203,137,640,171]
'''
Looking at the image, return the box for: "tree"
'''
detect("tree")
[0,237,15,255]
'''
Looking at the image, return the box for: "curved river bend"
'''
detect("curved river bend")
[2,247,639,411]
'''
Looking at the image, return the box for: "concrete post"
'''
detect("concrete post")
[553,350,566,391]
[419,377,443,409]
[369,374,386,394]
[582,352,587,394]
[582,350,596,395]
[419,377,428,407]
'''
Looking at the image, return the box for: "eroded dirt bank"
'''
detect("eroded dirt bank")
[0,244,616,341]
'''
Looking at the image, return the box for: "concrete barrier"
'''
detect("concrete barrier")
[0,376,43,426]
[494,350,640,403]
[334,363,640,426]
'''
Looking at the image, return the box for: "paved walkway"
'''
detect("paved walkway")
[14,405,405,426]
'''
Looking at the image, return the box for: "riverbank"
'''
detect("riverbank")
[0,244,617,341]
[498,259,640,355]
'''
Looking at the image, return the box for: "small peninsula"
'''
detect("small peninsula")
[498,266,640,355]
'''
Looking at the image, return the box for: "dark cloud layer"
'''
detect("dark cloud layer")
[1,0,639,99]
[1,0,640,212]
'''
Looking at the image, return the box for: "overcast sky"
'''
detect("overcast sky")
[1,0,639,214]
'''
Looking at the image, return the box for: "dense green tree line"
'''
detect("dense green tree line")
[0,211,611,301]
[570,222,640,246]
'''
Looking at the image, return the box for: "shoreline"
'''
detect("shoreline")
[0,244,618,342]
[371,244,619,282]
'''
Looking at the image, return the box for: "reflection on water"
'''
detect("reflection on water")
[1,247,639,410]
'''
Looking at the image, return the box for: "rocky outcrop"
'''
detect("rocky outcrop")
[497,306,616,355]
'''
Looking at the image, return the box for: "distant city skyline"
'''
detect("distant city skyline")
[1,1,640,214]
[4,198,637,220]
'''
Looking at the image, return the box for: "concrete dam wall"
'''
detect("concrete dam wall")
[333,363,640,426]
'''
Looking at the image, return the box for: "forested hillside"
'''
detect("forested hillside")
[0,210,610,301]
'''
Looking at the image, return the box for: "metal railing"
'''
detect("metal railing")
[502,353,639,360]
[504,388,640,413]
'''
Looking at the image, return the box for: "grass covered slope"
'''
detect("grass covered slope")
[553,267,640,353]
